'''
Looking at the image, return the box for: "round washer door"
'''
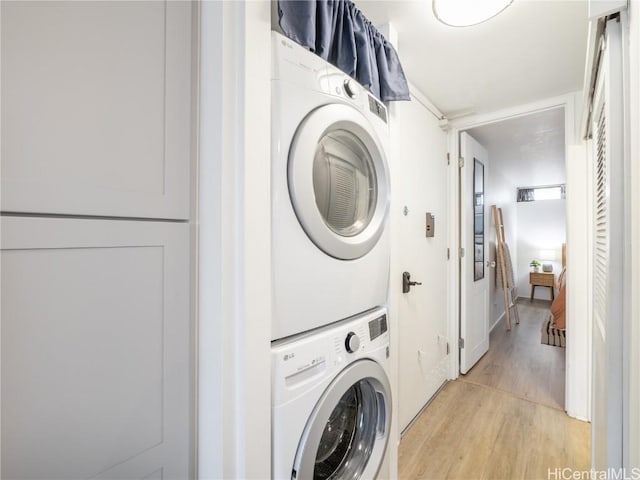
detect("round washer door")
[292,359,392,480]
[288,104,389,260]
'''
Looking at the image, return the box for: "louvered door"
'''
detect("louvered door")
[591,17,624,471]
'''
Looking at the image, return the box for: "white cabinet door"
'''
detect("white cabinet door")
[1,1,193,219]
[1,216,192,479]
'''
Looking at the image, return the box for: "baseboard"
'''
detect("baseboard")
[400,380,448,438]
[517,295,552,305]
[490,311,505,332]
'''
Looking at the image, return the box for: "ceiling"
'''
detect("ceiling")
[467,107,566,187]
[358,0,589,118]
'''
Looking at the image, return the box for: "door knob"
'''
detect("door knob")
[402,271,423,294]
[488,260,496,268]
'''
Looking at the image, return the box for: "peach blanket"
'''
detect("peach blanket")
[550,267,566,329]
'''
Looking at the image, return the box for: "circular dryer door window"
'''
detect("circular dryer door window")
[289,104,389,260]
[312,129,377,238]
[292,359,391,480]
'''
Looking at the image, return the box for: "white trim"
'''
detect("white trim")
[446,125,460,380]
[621,8,633,466]
[446,93,592,421]
[566,141,592,422]
[197,4,221,477]
[0,2,3,472]
[628,0,640,468]
[449,93,577,133]
[490,311,505,333]
[198,1,271,478]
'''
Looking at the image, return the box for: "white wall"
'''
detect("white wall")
[484,155,518,327]
[516,199,567,300]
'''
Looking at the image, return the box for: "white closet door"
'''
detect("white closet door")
[0,1,193,219]
[1,217,192,479]
[591,17,624,471]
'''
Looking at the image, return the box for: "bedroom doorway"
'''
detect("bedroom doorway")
[455,105,571,412]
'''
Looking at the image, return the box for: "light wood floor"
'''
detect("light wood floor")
[463,299,566,410]
[398,301,590,479]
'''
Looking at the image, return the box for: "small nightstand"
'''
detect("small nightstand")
[529,271,555,301]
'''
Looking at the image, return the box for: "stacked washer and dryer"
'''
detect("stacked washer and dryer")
[271,31,393,480]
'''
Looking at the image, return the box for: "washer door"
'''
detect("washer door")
[288,104,389,260]
[292,359,391,480]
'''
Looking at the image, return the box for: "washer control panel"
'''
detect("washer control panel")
[368,313,388,341]
[271,307,389,405]
[343,79,359,99]
[367,95,387,124]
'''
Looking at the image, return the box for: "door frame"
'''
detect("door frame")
[197,1,272,478]
[445,92,592,421]
[628,0,640,466]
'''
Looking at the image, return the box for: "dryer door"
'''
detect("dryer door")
[292,359,391,480]
[288,104,389,260]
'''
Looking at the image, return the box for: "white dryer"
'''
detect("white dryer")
[271,32,391,340]
[272,307,392,480]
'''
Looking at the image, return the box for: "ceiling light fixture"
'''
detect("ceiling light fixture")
[433,0,514,27]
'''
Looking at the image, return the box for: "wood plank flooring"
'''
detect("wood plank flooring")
[463,299,566,410]
[398,301,590,479]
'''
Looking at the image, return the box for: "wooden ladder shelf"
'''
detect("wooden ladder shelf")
[492,205,520,330]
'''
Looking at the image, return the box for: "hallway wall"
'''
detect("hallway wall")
[486,166,518,327]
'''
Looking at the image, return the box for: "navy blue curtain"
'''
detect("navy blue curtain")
[278,0,410,102]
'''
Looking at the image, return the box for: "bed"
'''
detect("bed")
[541,243,566,348]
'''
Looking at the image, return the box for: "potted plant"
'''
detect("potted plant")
[530,260,541,272]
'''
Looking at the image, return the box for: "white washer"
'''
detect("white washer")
[272,307,392,480]
[271,31,391,340]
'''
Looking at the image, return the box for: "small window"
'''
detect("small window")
[517,185,566,202]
